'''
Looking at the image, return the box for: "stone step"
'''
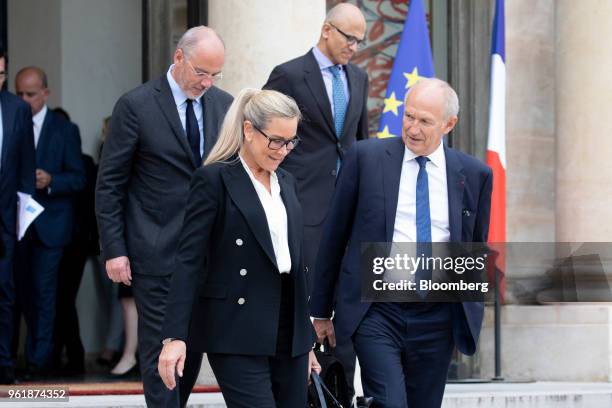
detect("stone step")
[6,382,612,408]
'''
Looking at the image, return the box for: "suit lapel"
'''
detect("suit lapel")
[303,51,336,139]
[444,146,465,242]
[278,172,300,275]
[154,75,197,168]
[383,138,405,242]
[221,163,278,270]
[341,64,360,140]
[202,90,215,159]
[0,93,15,170]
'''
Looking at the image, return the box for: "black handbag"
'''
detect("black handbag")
[308,343,352,408]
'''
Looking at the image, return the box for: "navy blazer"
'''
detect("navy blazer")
[162,160,313,357]
[263,50,369,226]
[33,109,86,248]
[310,137,493,355]
[0,91,35,237]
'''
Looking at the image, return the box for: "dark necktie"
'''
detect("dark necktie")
[186,99,202,166]
[415,156,432,296]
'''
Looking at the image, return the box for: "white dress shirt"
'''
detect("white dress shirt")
[32,104,48,148]
[392,141,450,243]
[167,66,205,157]
[239,156,292,274]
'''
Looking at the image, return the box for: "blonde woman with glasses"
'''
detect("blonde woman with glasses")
[158,89,320,407]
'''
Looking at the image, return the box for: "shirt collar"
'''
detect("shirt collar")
[403,139,445,168]
[167,65,199,107]
[239,154,280,194]
[33,104,48,128]
[312,46,340,72]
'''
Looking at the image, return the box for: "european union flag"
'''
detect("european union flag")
[377,0,434,139]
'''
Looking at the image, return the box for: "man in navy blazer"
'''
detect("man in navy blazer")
[310,78,492,407]
[14,67,85,378]
[0,50,36,384]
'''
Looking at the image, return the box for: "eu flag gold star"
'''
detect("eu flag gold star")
[403,67,423,89]
[377,125,397,139]
[382,92,403,116]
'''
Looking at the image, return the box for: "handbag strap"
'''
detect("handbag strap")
[311,372,328,408]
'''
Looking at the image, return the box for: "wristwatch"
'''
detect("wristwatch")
[162,338,175,345]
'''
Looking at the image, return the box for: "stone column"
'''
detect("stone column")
[556,0,612,243]
[208,0,325,96]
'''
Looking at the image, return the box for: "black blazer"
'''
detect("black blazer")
[0,91,35,238]
[162,160,313,358]
[96,75,233,276]
[263,49,369,226]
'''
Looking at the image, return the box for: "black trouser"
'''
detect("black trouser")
[209,274,308,407]
[132,273,180,408]
[52,241,87,370]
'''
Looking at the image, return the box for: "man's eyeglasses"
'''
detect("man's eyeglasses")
[186,58,223,82]
[253,125,300,151]
[328,22,364,48]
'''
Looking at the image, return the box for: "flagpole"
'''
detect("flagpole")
[493,265,504,381]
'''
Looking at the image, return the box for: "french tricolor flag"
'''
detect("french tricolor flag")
[487,0,506,298]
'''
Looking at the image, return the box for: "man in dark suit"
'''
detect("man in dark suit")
[263,3,369,393]
[263,3,368,284]
[311,78,493,408]
[0,49,36,384]
[13,66,86,378]
[96,26,232,407]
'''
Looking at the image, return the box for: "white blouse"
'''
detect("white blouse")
[239,156,292,274]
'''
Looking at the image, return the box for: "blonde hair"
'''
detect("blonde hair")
[205,88,301,165]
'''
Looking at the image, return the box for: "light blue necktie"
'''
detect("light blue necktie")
[415,156,432,296]
[329,65,347,138]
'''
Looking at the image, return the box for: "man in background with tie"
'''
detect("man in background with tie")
[263,3,369,395]
[96,26,232,407]
[311,78,493,407]
[0,48,36,385]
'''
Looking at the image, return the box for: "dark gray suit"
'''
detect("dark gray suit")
[96,74,232,407]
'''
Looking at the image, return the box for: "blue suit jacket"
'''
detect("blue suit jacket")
[0,91,35,238]
[310,137,493,355]
[32,109,86,248]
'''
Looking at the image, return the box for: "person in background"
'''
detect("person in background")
[262,3,369,396]
[50,107,98,376]
[0,48,36,385]
[13,66,85,380]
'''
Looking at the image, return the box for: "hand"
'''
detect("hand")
[106,256,132,286]
[312,319,336,348]
[158,340,186,390]
[36,169,52,189]
[308,350,322,383]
